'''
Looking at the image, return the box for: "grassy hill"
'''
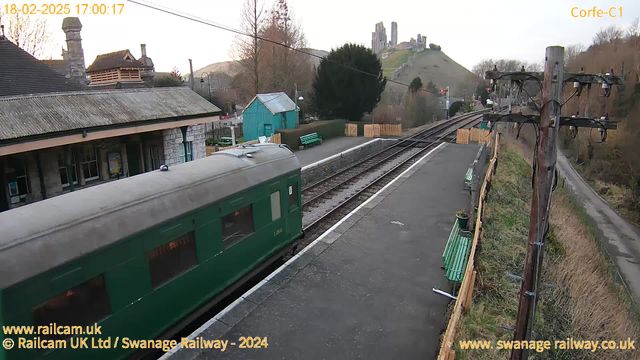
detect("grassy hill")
[382,49,480,99]
[382,49,415,77]
[193,48,328,78]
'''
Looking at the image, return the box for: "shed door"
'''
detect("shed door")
[264,124,273,137]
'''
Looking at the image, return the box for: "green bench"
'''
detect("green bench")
[300,133,322,148]
[464,167,473,186]
[442,221,472,283]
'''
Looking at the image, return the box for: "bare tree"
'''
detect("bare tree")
[522,61,543,72]
[260,0,310,96]
[564,43,585,68]
[230,0,265,100]
[627,18,639,39]
[471,59,494,79]
[593,25,624,45]
[0,9,53,58]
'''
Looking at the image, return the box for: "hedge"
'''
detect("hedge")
[277,120,345,148]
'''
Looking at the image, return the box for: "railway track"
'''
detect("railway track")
[298,111,484,249]
[143,111,485,359]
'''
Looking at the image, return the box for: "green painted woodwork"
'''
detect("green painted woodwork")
[1,171,302,360]
[442,221,471,283]
[464,167,473,183]
[299,133,322,147]
[0,292,5,360]
[243,100,297,141]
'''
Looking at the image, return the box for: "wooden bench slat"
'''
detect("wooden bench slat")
[443,221,472,283]
[300,132,322,147]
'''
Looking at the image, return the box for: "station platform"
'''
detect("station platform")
[294,136,373,167]
[164,142,480,360]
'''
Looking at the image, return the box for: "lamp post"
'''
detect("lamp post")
[200,72,211,103]
[294,83,303,127]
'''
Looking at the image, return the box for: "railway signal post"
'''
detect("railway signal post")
[484,46,622,360]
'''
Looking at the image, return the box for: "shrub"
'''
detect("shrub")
[277,120,345,148]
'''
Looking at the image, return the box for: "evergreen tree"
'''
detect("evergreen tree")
[409,77,423,95]
[426,80,438,93]
[312,43,386,121]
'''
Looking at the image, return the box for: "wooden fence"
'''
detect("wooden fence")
[456,129,470,144]
[363,124,402,138]
[437,133,500,360]
[270,133,282,144]
[380,124,402,136]
[364,124,381,138]
[469,128,491,144]
[205,134,280,156]
[345,123,358,137]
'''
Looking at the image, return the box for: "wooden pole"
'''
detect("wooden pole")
[463,270,477,310]
[510,46,564,360]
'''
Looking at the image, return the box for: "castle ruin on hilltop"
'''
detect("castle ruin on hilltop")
[371,21,426,56]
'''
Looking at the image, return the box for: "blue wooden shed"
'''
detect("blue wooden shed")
[242,92,298,141]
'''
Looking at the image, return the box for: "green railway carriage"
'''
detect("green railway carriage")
[0,144,302,360]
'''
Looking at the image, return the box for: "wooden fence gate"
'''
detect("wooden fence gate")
[456,129,470,144]
[364,124,381,138]
[345,123,358,137]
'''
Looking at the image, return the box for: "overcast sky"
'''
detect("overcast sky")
[36,0,639,74]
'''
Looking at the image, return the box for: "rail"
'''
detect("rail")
[303,113,485,233]
[302,111,484,193]
[436,132,500,360]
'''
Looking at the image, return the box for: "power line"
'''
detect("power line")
[126,0,442,95]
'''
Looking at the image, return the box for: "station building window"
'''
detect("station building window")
[147,232,198,288]
[222,204,255,248]
[150,145,164,170]
[57,151,78,187]
[32,275,111,330]
[271,192,281,221]
[6,157,30,203]
[288,183,298,210]
[80,146,99,181]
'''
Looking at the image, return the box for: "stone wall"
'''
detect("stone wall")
[162,124,206,166]
[301,139,396,187]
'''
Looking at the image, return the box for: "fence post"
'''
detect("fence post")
[468,159,478,231]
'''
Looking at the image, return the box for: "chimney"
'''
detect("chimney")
[61,17,87,86]
[139,43,154,86]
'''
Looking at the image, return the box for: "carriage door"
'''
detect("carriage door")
[286,176,302,240]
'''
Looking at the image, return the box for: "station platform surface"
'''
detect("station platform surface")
[166,142,479,360]
[294,136,372,167]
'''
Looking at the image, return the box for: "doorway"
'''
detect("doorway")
[126,144,142,176]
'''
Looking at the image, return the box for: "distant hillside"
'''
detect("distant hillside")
[193,60,239,79]
[382,49,480,99]
[192,48,329,79]
[304,48,329,68]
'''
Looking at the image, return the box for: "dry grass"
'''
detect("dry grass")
[455,137,639,359]
[548,191,639,358]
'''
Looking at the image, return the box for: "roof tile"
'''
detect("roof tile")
[86,50,144,72]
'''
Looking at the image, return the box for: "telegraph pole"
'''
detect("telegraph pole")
[484,47,621,360]
[188,59,194,90]
[510,46,564,360]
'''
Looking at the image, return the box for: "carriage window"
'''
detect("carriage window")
[289,183,298,210]
[271,192,281,221]
[147,232,198,288]
[222,204,255,249]
[32,275,111,330]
